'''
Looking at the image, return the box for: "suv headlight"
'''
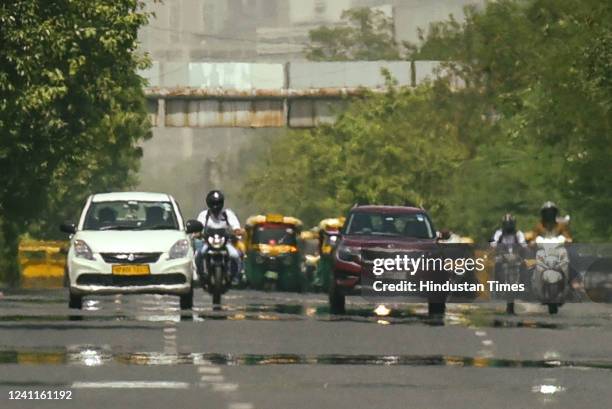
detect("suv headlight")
[207,234,226,249]
[169,239,190,259]
[337,245,361,263]
[74,240,94,260]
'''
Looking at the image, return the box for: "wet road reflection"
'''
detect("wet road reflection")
[1,289,612,409]
[0,291,606,330]
[0,306,576,329]
[1,347,611,371]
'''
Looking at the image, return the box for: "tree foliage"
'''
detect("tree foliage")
[0,1,151,282]
[244,0,611,241]
[242,79,469,228]
[413,0,612,240]
[305,8,401,61]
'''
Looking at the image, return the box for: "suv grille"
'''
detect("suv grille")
[100,252,162,264]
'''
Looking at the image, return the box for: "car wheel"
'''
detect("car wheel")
[180,287,193,310]
[68,291,82,310]
[62,266,69,288]
[428,302,445,316]
[329,282,345,314]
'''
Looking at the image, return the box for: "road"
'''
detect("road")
[1,289,611,409]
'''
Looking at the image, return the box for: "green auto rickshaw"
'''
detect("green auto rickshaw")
[313,217,345,292]
[244,214,306,292]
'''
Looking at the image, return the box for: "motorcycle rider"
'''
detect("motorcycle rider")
[490,213,527,249]
[195,190,242,283]
[531,201,572,243]
[490,214,526,314]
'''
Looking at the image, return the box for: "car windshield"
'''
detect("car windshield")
[252,225,297,245]
[82,200,179,231]
[344,212,435,239]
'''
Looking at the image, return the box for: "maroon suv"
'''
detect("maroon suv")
[329,205,448,315]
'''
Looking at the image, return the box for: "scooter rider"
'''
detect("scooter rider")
[490,213,527,249]
[531,201,580,290]
[532,201,572,243]
[195,190,242,282]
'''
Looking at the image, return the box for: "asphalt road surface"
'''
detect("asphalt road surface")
[1,288,611,409]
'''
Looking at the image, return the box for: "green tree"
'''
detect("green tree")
[241,78,469,227]
[413,0,612,239]
[245,0,611,242]
[0,1,151,283]
[306,7,401,61]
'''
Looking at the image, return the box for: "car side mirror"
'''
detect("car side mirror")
[60,222,77,234]
[185,219,203,234]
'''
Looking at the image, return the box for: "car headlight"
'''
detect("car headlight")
[337,245,360,263]
[207,234,226,249]
[74,239,94,260]
[169,239,190,259]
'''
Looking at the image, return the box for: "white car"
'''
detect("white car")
[61,192,203,310]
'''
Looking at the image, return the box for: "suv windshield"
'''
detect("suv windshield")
[344,212,435,239]
[83,201,179,231]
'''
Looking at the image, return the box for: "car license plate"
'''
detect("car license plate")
[264,271,279,280]
[112,265,150,275]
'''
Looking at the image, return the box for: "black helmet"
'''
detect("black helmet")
[206,190,224,215]
[540,201,558,224]
[501,213,516,234]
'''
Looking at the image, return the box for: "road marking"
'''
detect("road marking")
[475,331,487,337]
[228,403,254,409]
[212,383,239,392]
[73,381,189,389]
[198,366,222,374]
[532,384,566,394]
[482,339,494,346]
[200,375,225,382]
[476,349,494,358]
[163,322,178,357]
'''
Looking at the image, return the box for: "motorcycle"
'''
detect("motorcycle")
[201,228,232,306]
[494,242,523,314]
[532,235,569,314]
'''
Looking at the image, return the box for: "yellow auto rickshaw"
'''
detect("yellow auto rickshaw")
[244,214,304,291]
[18,239,68,288]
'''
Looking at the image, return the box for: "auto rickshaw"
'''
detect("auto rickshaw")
[244,214,304,291]
[313,217,345,292]
[18,239,68,288]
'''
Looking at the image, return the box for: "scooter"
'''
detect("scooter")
[532,235,569,314]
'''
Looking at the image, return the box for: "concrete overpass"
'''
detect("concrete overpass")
[142,61,446,128]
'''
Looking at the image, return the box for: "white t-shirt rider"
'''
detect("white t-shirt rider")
[196,209,241,231]
[196,209,241,259]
